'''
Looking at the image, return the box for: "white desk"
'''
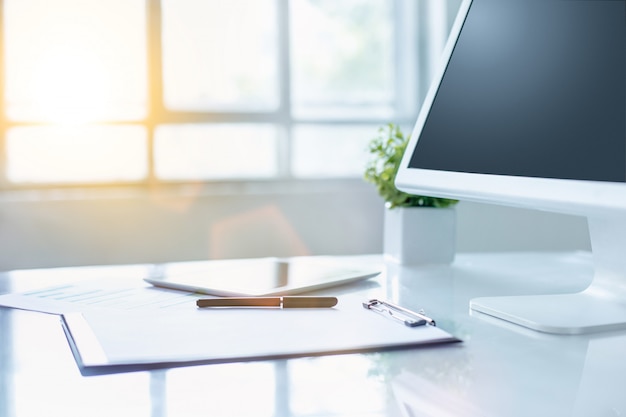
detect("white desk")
[0,252,623,417]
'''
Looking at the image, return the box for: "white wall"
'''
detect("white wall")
[0,184,590,271]
[0,184,383,270]
[456,201,590,253]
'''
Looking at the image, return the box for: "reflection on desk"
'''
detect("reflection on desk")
[1,252,625,417]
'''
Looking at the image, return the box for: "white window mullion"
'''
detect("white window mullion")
[276,0,293,179]
[393,0,420,122]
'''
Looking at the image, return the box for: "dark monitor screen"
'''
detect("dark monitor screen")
[408,0,626,183]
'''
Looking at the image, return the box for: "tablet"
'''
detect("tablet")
[144,257,382,297]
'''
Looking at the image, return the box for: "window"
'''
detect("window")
[0,0,453,190]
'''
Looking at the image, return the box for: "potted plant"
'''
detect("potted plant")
[364,123,458,264]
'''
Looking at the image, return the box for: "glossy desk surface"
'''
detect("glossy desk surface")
[1,252,623,417]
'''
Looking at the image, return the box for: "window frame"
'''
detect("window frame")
[0,0,448,193]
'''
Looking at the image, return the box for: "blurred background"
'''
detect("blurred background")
[0,0,589,270]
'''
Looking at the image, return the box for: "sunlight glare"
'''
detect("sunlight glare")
[7,126,148,183]
[31,45,112,124]
[4,0,147,123]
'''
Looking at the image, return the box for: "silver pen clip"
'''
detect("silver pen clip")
[362,299,436,327]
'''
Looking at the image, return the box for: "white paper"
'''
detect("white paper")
[0,278,460,373]
[62,294,460,373]
[0,281,199,314]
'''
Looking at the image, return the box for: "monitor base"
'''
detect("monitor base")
[471,290,626,334]
[471,215,626,335]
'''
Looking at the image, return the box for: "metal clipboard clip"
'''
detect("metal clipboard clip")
[362,299,436,327]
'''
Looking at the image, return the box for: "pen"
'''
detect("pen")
[196,296,338,309]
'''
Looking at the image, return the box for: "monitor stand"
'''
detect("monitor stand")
[470,215,626,334]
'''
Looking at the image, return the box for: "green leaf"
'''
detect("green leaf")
[363,123,458,209]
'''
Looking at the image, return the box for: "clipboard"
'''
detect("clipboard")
[60,294,460,375]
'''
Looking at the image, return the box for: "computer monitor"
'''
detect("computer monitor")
[395,0,626,334]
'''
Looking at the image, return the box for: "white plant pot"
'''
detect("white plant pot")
[383,206,456,265]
